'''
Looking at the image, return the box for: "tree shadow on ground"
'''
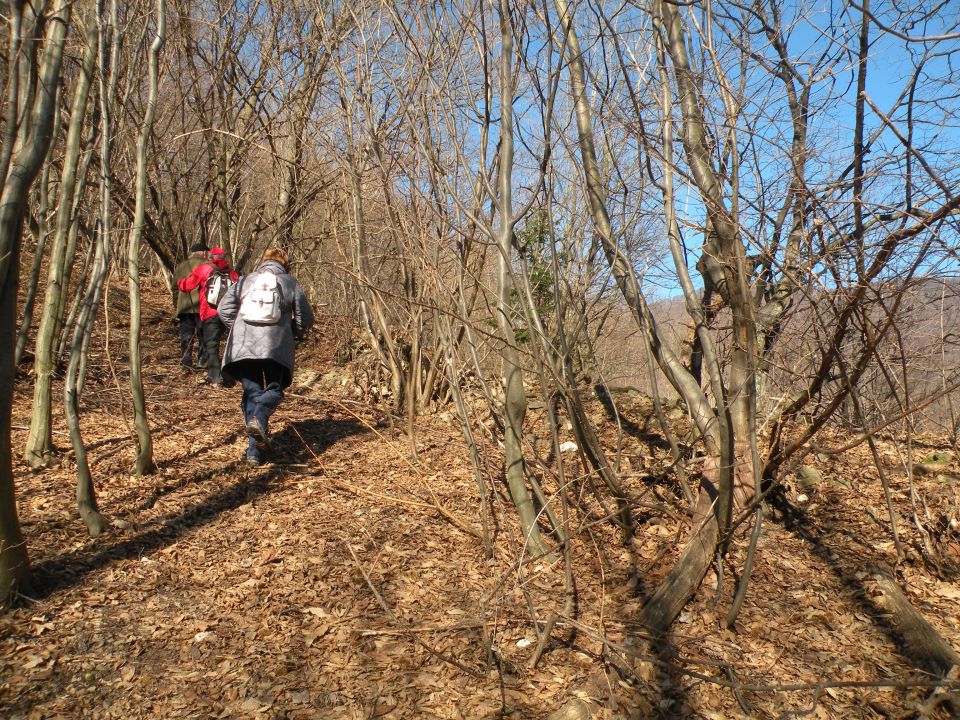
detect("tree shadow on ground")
[622,535,691,719]
[152,429,244,475]
[268,417,369,465]
[31,418,368,600]
[594,384,675,454]
[31,463,284,599]
[769,491,954,703]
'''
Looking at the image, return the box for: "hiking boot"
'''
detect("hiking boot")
[245,417,269,445]
[245,452,261,468]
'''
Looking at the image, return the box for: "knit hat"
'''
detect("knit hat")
[209,247,228,269]
[189,242,209,253]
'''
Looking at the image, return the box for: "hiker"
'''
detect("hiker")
[217,247,315,467]
[177,247,239,386]
[173,243,209,372]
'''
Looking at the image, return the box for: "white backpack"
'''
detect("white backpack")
[204,270,234,308]
[239,272,283,325]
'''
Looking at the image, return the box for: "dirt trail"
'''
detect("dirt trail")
[3,281,960,719]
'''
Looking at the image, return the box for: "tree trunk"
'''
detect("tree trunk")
[552,0,725,630]
[64,218,110,536]
[81,0,121,397]
[0,234,31,602]
[56,229,96,361]
[0,0,73,604]
[54,137,98,362]
[127,0,165,476]
[62,0,121,538]
[14,94,63,367]
[494,0,550,559]
[23,24,97,468]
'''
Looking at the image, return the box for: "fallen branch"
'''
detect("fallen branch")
[870,569,960,674]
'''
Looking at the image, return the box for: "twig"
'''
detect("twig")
[288,426,440,510]
[11,425,69,437]
[345,542,488,680]
[724,662,755,715]
[527,612,558,670]
[918,665,960,719]
[344,620,485,635]
[815,377,960,455]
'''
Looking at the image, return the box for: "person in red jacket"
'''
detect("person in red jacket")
[177,248,239,385]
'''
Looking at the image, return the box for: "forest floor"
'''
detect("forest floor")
[3,279,960,719]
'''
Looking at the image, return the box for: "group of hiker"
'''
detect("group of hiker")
[173,245,315,466]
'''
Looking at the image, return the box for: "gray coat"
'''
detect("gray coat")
[217,261,315,387]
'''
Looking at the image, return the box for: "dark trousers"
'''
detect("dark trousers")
[201,317,225,383]
[234,361,286,459]
[178,313,202,366]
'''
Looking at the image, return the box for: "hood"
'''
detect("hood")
[209,248,229,270]
[256,260,286,274]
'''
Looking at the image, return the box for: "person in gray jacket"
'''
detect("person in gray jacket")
[217,247,315,466]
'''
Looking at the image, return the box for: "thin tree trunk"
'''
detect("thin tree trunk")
[0,0,73,604]
[15,193,50,368]
[15,92,63,367]
[0,0,30,186]
[65,219,109,537]
[23,25,97,468]
[214,136,234,260]
[65,0,120,537]
[54,133,98,362]
[494,0,549,559]
[57,229,96,361]
[439,315,492,556]
[127,0,165,476]
[344,155,405,404]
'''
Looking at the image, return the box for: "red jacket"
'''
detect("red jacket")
[177,260,239,321]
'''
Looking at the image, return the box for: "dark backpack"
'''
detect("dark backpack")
[204,267,234,308]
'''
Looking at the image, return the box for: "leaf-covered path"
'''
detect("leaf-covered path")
[4,284,536,718]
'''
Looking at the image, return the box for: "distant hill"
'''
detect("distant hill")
[591,276,960,433]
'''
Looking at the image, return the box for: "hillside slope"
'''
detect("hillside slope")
[3,280,960,719]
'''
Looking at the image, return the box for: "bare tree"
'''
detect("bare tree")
[14,91,62,367]
[63,0,122,538]
[24,13,99,469]
[0,0,73,604]
[126,0,166,476]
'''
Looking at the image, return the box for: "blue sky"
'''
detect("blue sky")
[631,1,960,298]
